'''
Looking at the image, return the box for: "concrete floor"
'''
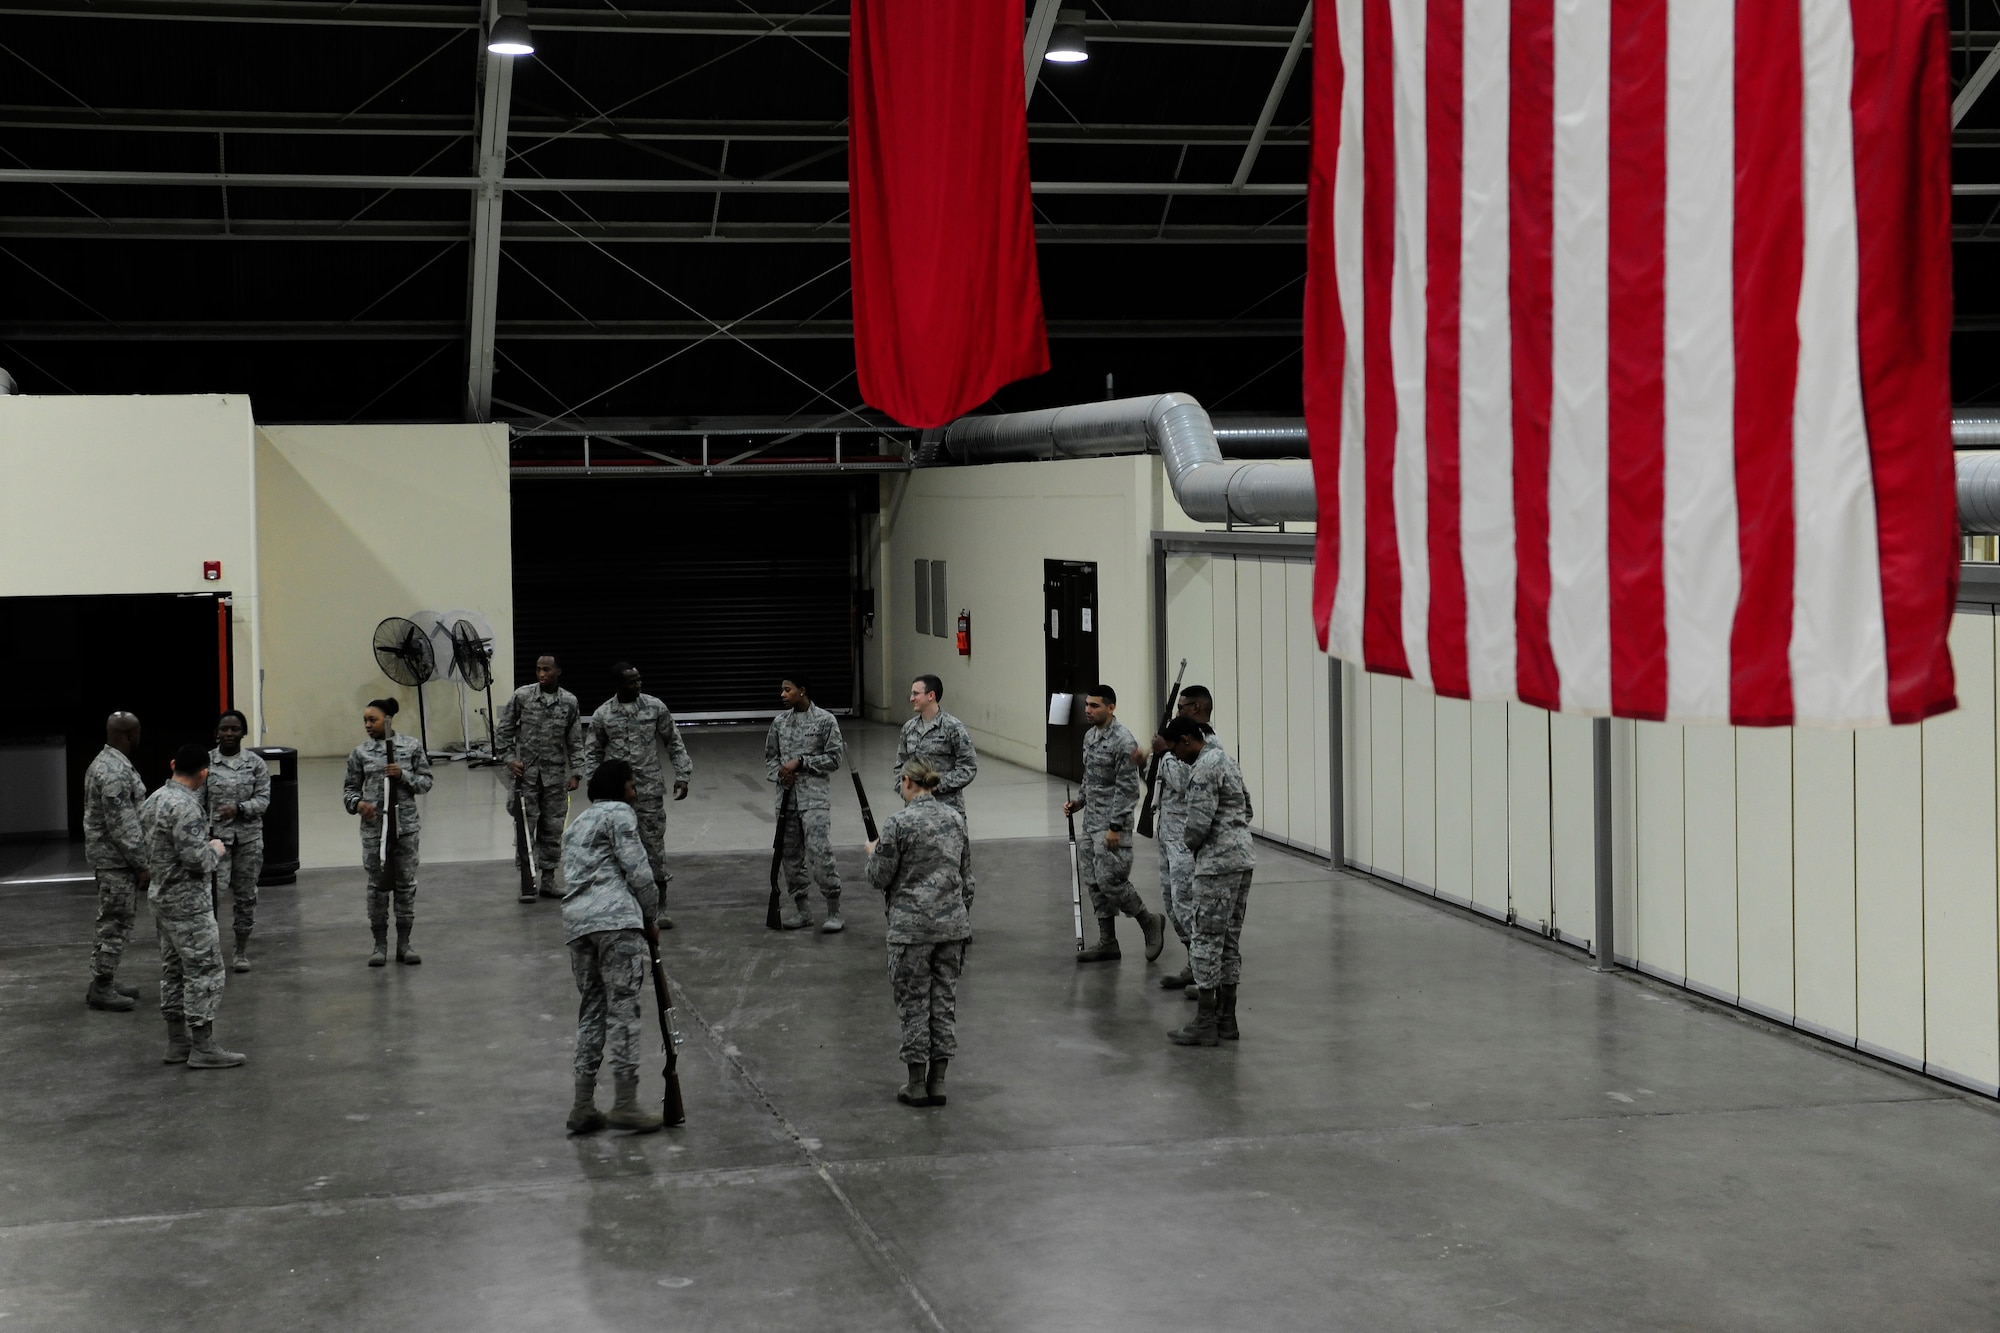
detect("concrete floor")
[4,736,2000,1328]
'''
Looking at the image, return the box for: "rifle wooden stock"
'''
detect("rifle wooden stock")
[1135,657,1188,839]
[851,771,879,842]
[767,783,794,930]
[511,771,537,900]
[644,919,687,1127]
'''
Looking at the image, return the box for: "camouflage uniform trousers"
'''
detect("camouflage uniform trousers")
[362,830,421,928]
[1187,869,1253,991]
[781,805,842,906]
[156,904,225,1023]
[215,838,263,936]
[1080,823,1146,920]
[569,928,647,1081]
[1160,840,1195,945]
[516,774,569,884]
[90,868,140,978]
[888,938,966,1065]
[633,792,669,902]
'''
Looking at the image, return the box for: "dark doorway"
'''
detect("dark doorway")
[1043,559,1099,781]
[0,592,233,839]
[511,478,867,719]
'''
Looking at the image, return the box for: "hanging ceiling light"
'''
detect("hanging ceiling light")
[1044,9,1088,63]
[487,0,534,56]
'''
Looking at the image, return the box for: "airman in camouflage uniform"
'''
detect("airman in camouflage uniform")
[343,701,435,965]
[560,759,664,1135]
[1147,684,1227,995]
[204,711,270,972]
[497,655,587,898]
[1066,686,1165,965]
[82,712,148,1011]
[867,759,972,1107]
[1164,719,1256,1047]
[582,663,692,925]
[146,744,244,1068]
[765,676,845,931]
[894,675,979,815]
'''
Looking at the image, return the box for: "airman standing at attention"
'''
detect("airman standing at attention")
[204,710,270,973]
[893,674,979,816]
[82,711,149,1012]
[497,654,586,899]
[765,673,846,933]
[582,662,692,928]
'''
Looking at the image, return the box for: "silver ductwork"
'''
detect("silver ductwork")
[1958,451,2000,535]
[941,393,1316,525]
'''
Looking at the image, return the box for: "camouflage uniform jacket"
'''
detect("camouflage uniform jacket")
[143,780,220,913]
[894,710,979,812]
[583,694,693,798]
[764,704,844,812]
[1081,719,1143,833]
[495,683,586,780]
[867,793,972,944]
[1157,729,1222,845]
[559,801,659,943]
[202,747,271,843]
[341,734,435,835]
[1181,743,1255,875]
[82,744,148,871]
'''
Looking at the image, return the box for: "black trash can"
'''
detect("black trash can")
[253,745,300,885]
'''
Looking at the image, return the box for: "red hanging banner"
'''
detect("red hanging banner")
[849,0,1050,428]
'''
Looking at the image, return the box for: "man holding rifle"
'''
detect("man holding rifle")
[558,759,664,1135]
[583,663,692,928]
[497,654,586,900]
[1063,684,1165,966]
[1162,717,1256,1047]
[1150,684,1220,993]
[765,674,846,933]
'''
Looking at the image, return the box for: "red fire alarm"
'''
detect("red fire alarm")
[203,561,222,582]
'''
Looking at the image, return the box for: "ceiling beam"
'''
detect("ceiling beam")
[0,167,1307,195]
[0,216,1309,244]
[0,105,1311,147]
[1024,0,1062,104]
[1232,3,1313,189]
[9,2,1310,45]
[0,318,1306,341]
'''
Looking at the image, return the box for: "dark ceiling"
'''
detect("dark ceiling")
[0,0,1318,430]
[2,2,1997,431]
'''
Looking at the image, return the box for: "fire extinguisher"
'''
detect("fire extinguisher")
[956,609,971,657]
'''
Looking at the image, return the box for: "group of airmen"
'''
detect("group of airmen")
[74,651,1254,1123]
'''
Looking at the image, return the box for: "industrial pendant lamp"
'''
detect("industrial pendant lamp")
[487,0,534,56]
[1044,9,1088,63]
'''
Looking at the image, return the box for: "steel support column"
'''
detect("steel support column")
[465,8,513,422]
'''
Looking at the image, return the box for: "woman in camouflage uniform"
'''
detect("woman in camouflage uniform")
[866,758,973,1108]
[342,698,434,966]
[205,710,270,974]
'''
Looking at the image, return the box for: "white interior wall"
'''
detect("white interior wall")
[0,394,263,731]
[256,424,513,757]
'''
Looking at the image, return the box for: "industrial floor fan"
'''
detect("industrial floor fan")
[371,616,437,755]
[451,618,503,768]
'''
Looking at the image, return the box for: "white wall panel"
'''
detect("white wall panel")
[1633,722,1687,982]
[1735,727,1796,1022]
[1285,562,1322,852]
[1854,721,1925,1064]
[1349,663,1372,866]
[1548,712,1596,944]
[1611,719,1639,959]
[1402,680,1438,890]
[1235,560,1267,836]
[1793,726,1857,1043]
[1211,556,1241,800]
[1682,724,1739,1002]
[1921,613,2000,1092]
[1470,701,1512,916]
[1259,560,1292,842]
[1164,556,1217,705]
[1507,704,1553,930]
[1435,695,1474,901]
[1370,671,1406,876]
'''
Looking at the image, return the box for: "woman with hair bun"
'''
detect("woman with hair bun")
[342,698,434,966]
[865,757,973,1108]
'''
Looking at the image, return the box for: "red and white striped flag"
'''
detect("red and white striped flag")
[1305,0,1960,726]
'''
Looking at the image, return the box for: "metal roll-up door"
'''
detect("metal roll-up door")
[511,478,863,718]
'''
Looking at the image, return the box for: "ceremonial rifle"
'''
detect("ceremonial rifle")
[643,917,687,1126]
[511,770,537,903]
[1135,657,1188,839]
[1065,785,1084,952]
[767,783,794,930]
[381,717,398,878]
[852,771,879,843]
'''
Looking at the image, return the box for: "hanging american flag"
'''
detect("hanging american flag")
[1305,0,1959,727]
